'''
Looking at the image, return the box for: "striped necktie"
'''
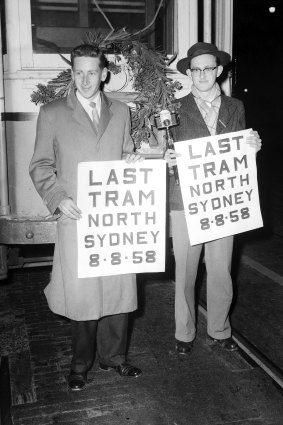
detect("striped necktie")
[89,101,99,131]
[191,84,221,136]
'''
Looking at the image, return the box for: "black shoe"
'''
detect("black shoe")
[99,362,142,378]
[175,339,193,355]
[67,371,87,391]
[207,336,238,351]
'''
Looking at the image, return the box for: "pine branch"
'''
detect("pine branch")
[30,21,181,148]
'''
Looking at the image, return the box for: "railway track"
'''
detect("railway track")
[198,302,283,389]
[197,245,283,389]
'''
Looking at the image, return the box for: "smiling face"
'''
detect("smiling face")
[72,56,108,99]
[187,54,223,94]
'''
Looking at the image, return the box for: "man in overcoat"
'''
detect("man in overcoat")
[166,42,262,355]
[29,44,142,391]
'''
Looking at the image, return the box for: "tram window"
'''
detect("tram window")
[30,0,173,54]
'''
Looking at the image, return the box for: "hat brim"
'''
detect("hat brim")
[177,51,231,75]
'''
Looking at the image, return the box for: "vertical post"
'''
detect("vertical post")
[215,0,233,95]
[164,0,174,54]
[215,0,233,56]
[79,0,89,28]
[177,0,198,60]
[0,7,9,280]
[0,8,10,217]
[5,0,21,72]
[18,0,33,68]
[203,0,212,42]
[189,0,198,47]
[145,0,155,48]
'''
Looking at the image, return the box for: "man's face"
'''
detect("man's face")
[72,56,107,99]
[187,54,223,93]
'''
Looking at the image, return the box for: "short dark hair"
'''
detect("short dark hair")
[71,44,108,69]
[189,55,220,69]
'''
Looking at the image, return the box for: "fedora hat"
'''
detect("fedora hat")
[177,42,231,75]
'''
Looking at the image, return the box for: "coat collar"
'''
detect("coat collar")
[181,92,239,135]
[182,92,210,135]
[67,89,113,143]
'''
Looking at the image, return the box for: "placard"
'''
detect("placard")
[77,160,166,277]
[175,129,263,245]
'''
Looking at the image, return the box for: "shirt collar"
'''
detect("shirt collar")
[191,83,221,104]
[76,90,101,115]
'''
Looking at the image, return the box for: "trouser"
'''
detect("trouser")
[70,313,128,374]
[171,210,234,342]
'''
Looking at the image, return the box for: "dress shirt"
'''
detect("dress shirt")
[76,90,101,121]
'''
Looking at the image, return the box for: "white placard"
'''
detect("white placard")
[77,160,166,277]
[175,129,263,245]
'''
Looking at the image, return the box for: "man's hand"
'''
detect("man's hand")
[58,198,82,220]
[246,130,262,153]
[164,148,180,167]
[124,153,145,163]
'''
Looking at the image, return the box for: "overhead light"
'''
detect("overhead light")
[269,6,276,13]
[244,88,248,93]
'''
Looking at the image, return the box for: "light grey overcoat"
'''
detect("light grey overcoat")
[29,90,137,320]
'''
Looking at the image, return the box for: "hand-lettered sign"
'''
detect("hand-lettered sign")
[77,160,166,277]
[174,129,263,245]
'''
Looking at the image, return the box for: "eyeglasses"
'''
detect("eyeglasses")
[190,67,217,76]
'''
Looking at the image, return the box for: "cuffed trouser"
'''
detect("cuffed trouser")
[171,210,234,342]
[70,313,128,374]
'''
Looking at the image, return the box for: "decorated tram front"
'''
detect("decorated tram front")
[0,0,233,278]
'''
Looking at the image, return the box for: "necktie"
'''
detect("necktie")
[89,101,99,131]
[200,99,218,135]
[191,84,221,135]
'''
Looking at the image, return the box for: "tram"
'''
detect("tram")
[0,0,233,279]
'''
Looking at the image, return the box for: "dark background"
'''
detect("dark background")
[233,0,281,140]
[233,0,282,233]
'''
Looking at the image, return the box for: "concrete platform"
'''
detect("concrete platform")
[0,268,283,425]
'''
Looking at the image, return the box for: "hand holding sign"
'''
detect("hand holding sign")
[174,129,263,245]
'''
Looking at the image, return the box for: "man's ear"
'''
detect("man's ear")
[101,68,108,82]
[217,65,223,78]
[186,69,192,79]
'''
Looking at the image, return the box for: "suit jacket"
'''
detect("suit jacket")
[29,90,137,320]
[170,92,246,210]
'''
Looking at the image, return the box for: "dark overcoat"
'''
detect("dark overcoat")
[29,90,137,320]
[174,92,245,141]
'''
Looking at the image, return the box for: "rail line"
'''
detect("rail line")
[198,303,283,389]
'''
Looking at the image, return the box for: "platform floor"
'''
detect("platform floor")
[0,268,283,425]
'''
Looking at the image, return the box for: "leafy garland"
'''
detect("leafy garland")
[30,29,181,148]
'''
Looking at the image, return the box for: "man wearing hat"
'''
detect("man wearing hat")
[166,42,262,354]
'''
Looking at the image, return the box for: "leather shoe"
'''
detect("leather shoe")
[67,371,87,391]
[207,336,238,351]
[99,362,142,378]
[175,339,193,355]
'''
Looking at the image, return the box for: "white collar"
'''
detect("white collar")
[76,91,101,115]
[192,83,221,104]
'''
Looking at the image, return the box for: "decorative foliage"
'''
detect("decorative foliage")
[30,0,181,148]
[31,70,73,105]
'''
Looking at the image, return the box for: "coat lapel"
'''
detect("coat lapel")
[185,93,240,136]
[67,90,113,144]
[67,90,95,136]
[96,93,113,143]
[216,96,238,134]
[184,93,211,136]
